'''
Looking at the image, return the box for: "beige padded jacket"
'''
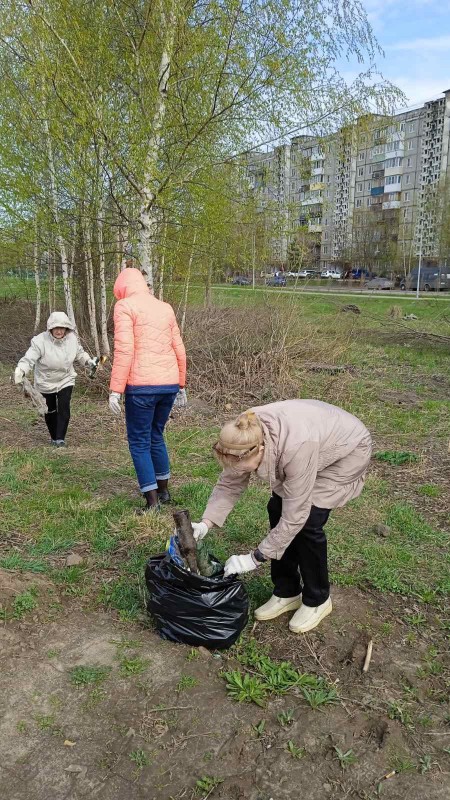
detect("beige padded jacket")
[202,399,372,560]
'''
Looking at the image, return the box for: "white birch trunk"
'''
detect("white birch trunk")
[43,113,76,328]
[158,221,168,300]
[33,232,41,333]
[69,220,77,284]
[138,0,177,288]
[181,231,196,335]
[97,199,110,356]
[83,220,100,356]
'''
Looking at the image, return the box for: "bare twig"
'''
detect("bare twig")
[362,639,373,673]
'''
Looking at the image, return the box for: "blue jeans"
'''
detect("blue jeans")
[125,392,177,492]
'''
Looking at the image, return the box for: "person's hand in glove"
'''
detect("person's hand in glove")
[192,521,211,541]
[224,552,259,578]
[174,388,187,409]
[14,367,24,385]
[109,392,122,416]
[88,357,100,379]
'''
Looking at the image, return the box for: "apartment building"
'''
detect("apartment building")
[248,89,450,273]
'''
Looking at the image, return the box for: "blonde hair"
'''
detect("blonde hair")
[214,411,264,467]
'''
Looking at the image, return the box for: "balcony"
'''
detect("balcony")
[372,170,384,179]
[308,224,322,233]
[311,167,324,176]
[382,200,401,210]
[384,181,401,193]
[371,186,384,196]
[310,181,325,191]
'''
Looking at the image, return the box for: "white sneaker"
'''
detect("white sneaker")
[255,594,302,622]
[289,597,332,634]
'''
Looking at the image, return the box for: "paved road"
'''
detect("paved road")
[213,285,450,301]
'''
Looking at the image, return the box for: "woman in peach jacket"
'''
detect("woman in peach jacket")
[109,269,186,512]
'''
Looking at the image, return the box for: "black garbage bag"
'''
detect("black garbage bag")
[145,554,249,650]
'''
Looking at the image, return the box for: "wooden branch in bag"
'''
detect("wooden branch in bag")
[173,509,199,574]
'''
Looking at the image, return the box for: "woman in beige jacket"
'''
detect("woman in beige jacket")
[192,400,372,634]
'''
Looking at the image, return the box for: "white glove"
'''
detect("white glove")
[87,357,99,368]
[192,521,209,542]
[14,367,25,385]
[224,552,258,578]
[109,392,122,416]
[174,388,187,409]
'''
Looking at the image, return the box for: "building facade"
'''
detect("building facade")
[247,89,450,273]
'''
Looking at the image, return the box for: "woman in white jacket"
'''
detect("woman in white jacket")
[14,312,96,447]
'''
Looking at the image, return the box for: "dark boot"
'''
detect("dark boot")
[157,479,171,505]
[136,489,160,516]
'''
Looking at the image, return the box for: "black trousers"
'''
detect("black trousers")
[42,386,73,442]
[268,492,331,607]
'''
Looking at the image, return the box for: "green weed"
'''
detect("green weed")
[389,751,416,773]
[176,675,198,692]
[119,656,148,677]
[334,746,357,770]
[252,719,266,738]
[70,665,111,687]
[418,484,441,498]
[186,648,199,661]
[418,755,433,774]
[302,685,339,709]
[13,588,38,619]
[223,671,267,707]
[129,749,150,770]
[387,701,413,728]
[286,740,305,759]
[195,776,223,795]
[277,709,294,727]
[81,687,107,711]
[374,451,419,466]
[17,721,28,734]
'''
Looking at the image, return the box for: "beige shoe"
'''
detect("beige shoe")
[255,594,302,622]
[289,597,332,634]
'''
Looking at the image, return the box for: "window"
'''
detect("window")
[404,191,410,201]
[407,157,412,167]
[403,209,409,220]
[386,175,401,185]
[359,152,365,161]
[324,231,328,240]
[408,140,414,150]
[358,167,364,176]
[405,174,411,184]
[323,245,329,254]
[368,165,372,174]
[367,198,370,206]
[409,123,415,132]
[356,198,362,208]
[368,182,371,191]
[357,182,363,192]
[400,122,405,132]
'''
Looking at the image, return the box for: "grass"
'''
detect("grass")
[119,656,148,677]
[69,665,111,687]
[129,749,150,770]
[176,675,198,692]
[0,291,448,631]
[13,589,38,619]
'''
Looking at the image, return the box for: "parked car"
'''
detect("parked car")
[287,269,309,278]
[266,275,287,287]
[232,275,251,285]
[320,269,342,279]
[364,277,394,290]
[400,266,450,292]
[350,269,371,280]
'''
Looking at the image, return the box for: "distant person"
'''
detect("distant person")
[109,268,187,513]
[191,400,372,634]
[14,312,97,447]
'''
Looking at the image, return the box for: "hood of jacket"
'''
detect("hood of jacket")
[46,312,75,332]
[113,268,149,300]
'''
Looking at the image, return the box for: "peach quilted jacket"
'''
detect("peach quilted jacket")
[110,269,186,393]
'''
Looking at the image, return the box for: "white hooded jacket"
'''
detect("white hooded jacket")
[17,312,92,393]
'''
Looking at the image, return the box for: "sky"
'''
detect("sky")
[359,0,450,106]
